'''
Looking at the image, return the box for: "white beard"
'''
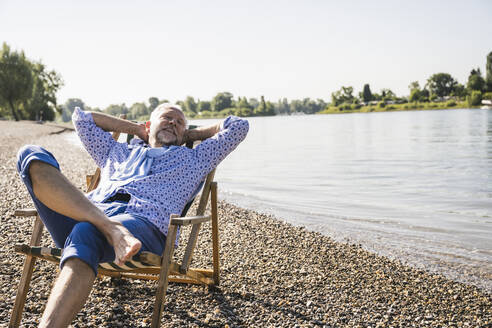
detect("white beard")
[155,129,177,146]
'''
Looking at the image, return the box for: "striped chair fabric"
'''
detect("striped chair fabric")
[14,244,161,272]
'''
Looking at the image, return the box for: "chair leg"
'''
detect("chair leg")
[180,223,202,274]
[9,216,44,328]
[151,219,178,328]
[211,182,220,285]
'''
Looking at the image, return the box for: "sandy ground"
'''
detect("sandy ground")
[0,120,490,327]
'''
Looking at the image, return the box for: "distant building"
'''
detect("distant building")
[481,99,492,109]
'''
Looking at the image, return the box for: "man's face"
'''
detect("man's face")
[147,107,187,147]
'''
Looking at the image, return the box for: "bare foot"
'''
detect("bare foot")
[106,223,142,265]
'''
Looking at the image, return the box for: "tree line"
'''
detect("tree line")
[331,52,492,108]
[59,94,329,122]
[1,41,491,122]
[63,51,491,121]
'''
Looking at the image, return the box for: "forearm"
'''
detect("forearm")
[186,123,221,143]
[89,112,143,136]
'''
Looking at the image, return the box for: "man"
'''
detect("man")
[16,103,249,327]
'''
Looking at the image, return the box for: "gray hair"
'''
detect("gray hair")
[150,103,187,126]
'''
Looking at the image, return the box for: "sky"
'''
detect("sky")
[1,0,491,109]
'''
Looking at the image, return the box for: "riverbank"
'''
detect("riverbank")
[48,101,476,123]
[319,101,476,115]
[0,121,490,327]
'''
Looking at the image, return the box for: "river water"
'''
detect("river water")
[192,108,492,292]
[66,108,492,291]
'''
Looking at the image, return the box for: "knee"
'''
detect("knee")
[16,145,59,178]
[16,145,39,173]
[66,222,104,247]
[71,221,100,237]
[62,256,95,276]
[64,222,106,274]
[28,160,47,179]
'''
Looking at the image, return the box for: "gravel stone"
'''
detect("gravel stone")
[0,121,491,327]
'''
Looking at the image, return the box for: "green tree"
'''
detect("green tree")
[248,98,259,109]
[61,98,85,122]
[316,99,327,113]
[420,88,430,101]
[409,89,420,102]
[342,86,354,102]
[467,90,482,106]
[362,84,373,103]
[296,98,326,114]
[0,43,33,120]
[129,102,148,120]
[467,68,485,92]
[408,81,420,91]
[452,83,466,98]
[426,73,457,98]
[482,92,492,100]
[211,92,233,111]
[21,62,63,121]
[331,86,354,106]
[182,96,197,113]
[148,97,159,112]
[371,92,381,101]
[199,110,212,118]
[408,82,430,102]
[408,81,421,102]
[196,100,211,112]
[274,99,285,115]
[236,107,253,116]
[301,98,314,114]
[254,95,274,116]
[104,103,128,116]
[486,51,492,92]
[290,99,303,113]
[236,97,252,110]
[381,88,395,101]
[279,98,290,114]
[218,108,235,117]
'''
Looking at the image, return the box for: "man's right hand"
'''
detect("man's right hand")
[184,122,221,144]
[136,123,149,144]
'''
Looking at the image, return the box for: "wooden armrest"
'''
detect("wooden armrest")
[170,215,211,226]
[14,209,38,217]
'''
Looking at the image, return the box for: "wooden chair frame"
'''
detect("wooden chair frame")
[9,129,221,328]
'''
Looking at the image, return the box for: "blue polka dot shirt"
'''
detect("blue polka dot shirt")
[72,108,249,237]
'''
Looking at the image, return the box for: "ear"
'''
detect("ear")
[145,121,151,133]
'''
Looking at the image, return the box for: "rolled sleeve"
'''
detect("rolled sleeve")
[193,115,249,174]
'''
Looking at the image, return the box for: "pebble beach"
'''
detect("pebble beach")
[0,121,491,327]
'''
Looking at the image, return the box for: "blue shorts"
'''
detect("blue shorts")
[16,145,167,275]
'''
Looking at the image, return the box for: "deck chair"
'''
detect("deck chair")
[9,124,221,328]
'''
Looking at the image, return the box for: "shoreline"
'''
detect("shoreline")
[318,104,479,115]
[219,192,492,294]
[19,102,480,124]
[0,121,490,327]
